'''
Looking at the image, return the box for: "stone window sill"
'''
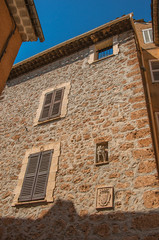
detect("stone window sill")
[35,116,63,126]
[12,199,49,207]
[95,161,109,166]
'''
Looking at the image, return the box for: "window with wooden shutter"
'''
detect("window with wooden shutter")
[142,28,153,44]
[149,60,159,83]
[39,87,64,122]
[19,150,53,202]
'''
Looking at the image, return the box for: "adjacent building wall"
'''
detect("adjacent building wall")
[0,29,159,239]
[0,0,22,94]
[135,22,159,174]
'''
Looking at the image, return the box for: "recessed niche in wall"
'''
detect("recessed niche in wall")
[96,186,114,210]
[95,142,108,165]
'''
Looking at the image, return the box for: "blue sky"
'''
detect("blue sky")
[14,0,151,64]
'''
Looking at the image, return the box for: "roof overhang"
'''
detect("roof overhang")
[8,13,133,80]
[6,0,44,42]
[151,0,159,45]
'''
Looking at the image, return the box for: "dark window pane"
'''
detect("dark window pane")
[153,71,159,81]
[151,61,159,70]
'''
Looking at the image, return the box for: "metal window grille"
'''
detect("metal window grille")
[98,46,113,59]
[142,29,153,44]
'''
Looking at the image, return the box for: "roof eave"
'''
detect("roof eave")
[25,0,44,42]
[8,13,133,80]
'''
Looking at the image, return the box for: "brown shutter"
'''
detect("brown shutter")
[19,153,40,202]
[39,92,54,121]
[50,88,64,118]
[32,150,53,200]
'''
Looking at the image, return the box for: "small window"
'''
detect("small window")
[142,28,153,44]
[149,60,159,83]
[39,87,64,122]
[98,46,113,60]
[88,35,119,64]
[19,150,53,202]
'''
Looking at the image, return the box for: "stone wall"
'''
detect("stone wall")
[0,30,159,239]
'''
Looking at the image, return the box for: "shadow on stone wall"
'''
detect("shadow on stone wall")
[0,199,159,240]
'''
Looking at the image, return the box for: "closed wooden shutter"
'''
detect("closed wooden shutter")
[19,150,53,202]
[39,92,54,121]
[50,88,64,118]
[32,150,53,200]
[19,153,40,202]
[39,87,64,122]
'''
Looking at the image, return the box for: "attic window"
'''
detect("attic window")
[98,46,113,60]
[88,35,119,64]
[142,28,153,44]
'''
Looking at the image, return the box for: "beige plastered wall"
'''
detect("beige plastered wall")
[0,0,22,94]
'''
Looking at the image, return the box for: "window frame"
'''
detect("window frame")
[149,59,159,83]
[39,87,65,122]
[88,35,119,64]
[142,28,153,44]
[33,82,71,126]
[18,150,53,202]
[12,142,60,206]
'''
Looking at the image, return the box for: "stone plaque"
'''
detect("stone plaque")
[96,186,114,209]
[96,142,108,165]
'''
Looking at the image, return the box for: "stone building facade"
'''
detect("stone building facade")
[0,14,159,239]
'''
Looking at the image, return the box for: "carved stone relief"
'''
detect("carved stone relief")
[96,186,114,209]
[96,142,108,165]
